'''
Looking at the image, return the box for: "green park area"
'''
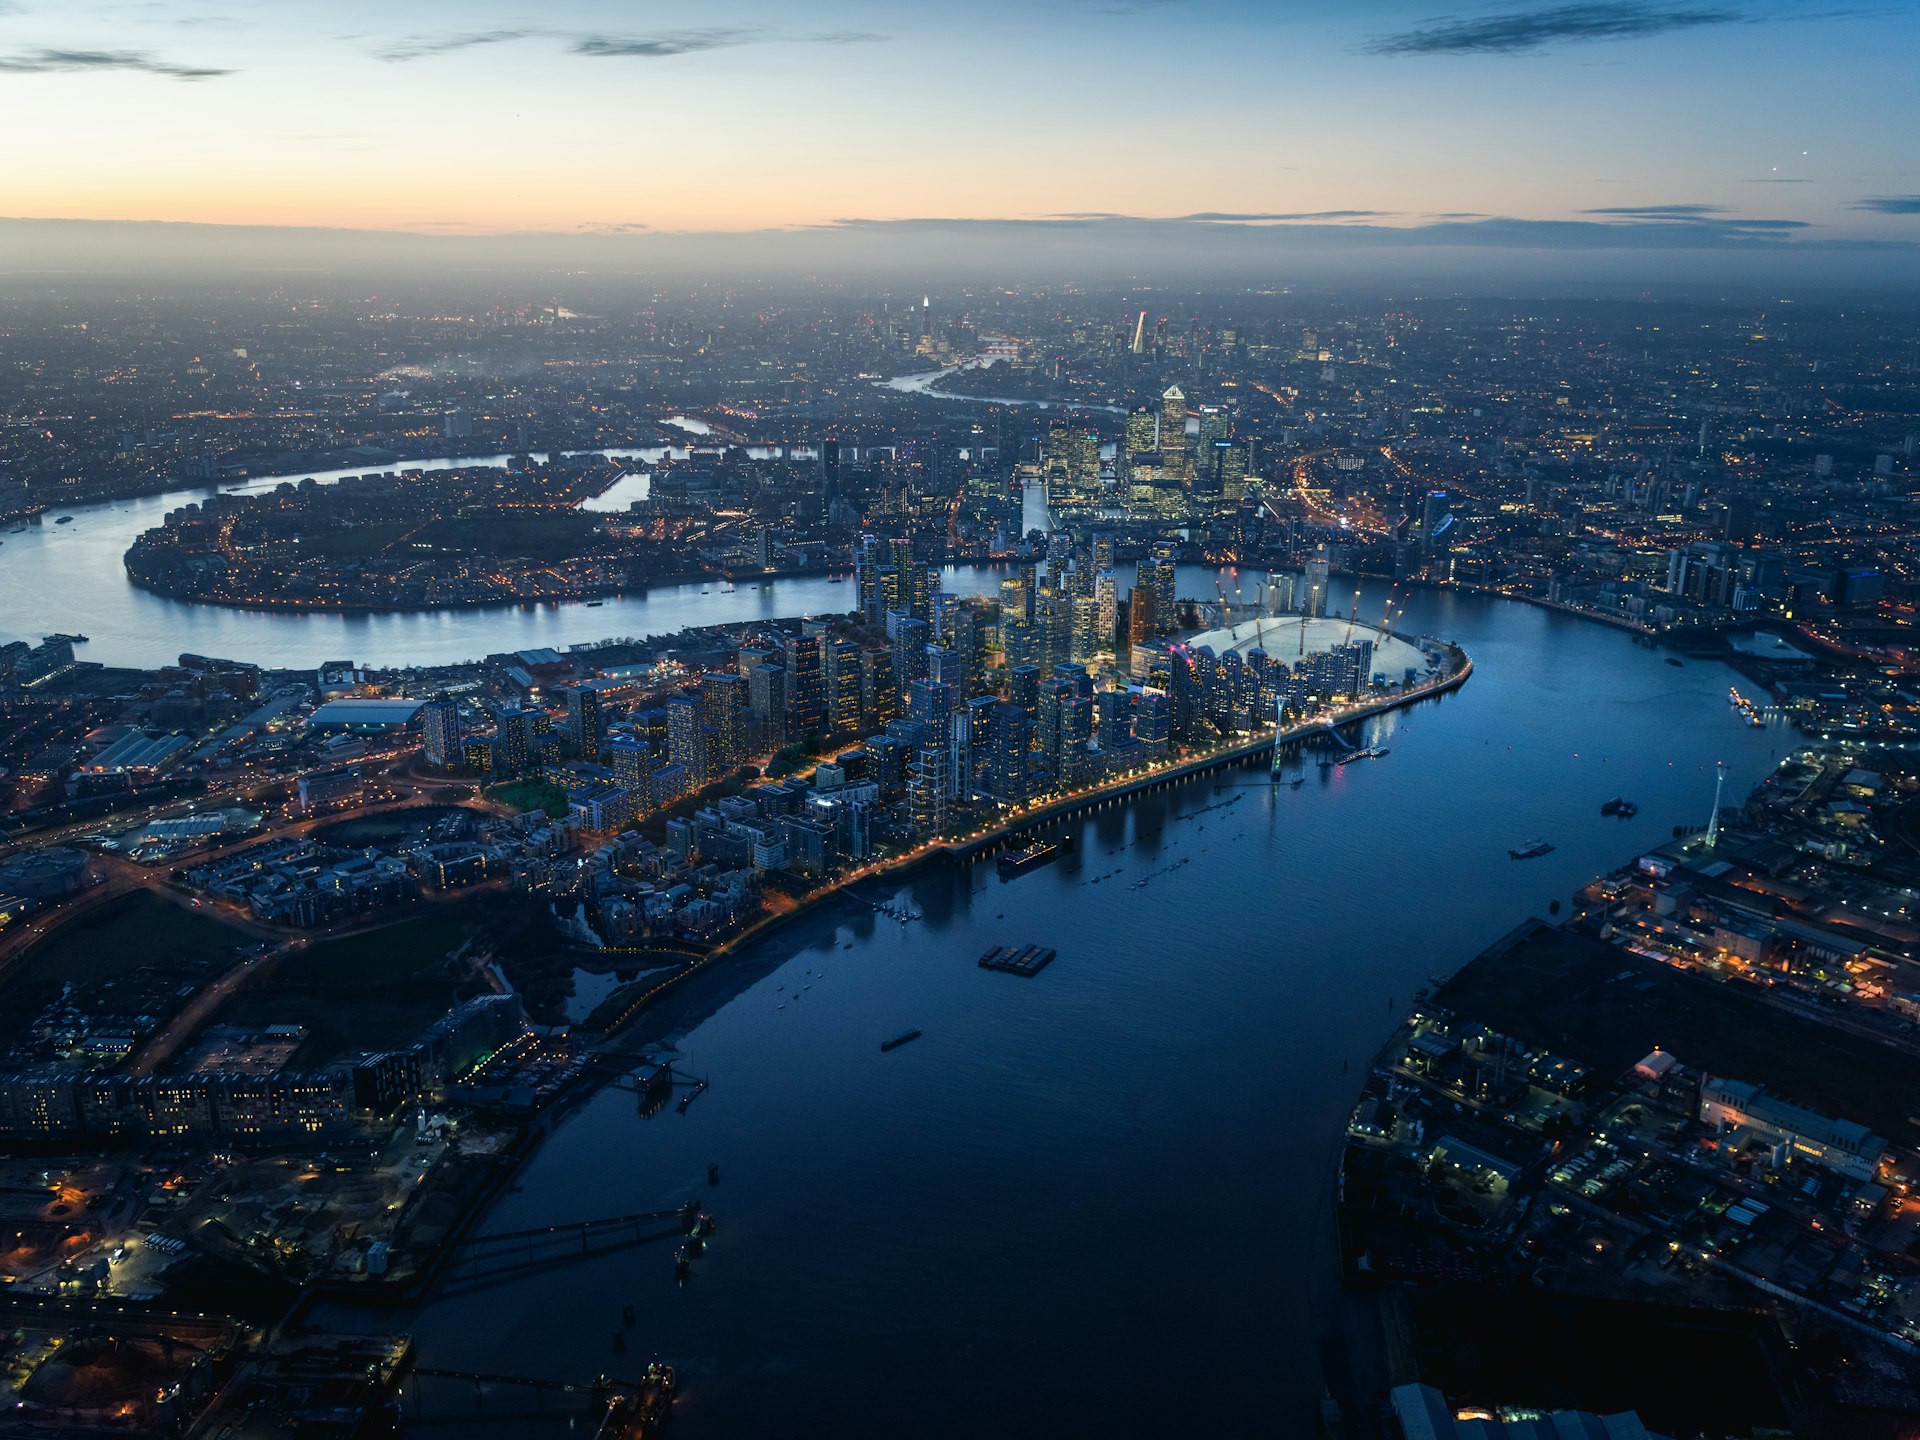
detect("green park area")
[415,511,599,561]
[290,520,413,560]
[206,913,481,1066]
[485,778,569,817]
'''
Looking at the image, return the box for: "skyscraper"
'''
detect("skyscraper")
[420,694,461,770]
[1203,437,1243,504]
[666,695,706,782]
[826,640,863,731]
[1195,405,1230,453]
[892,562,934,624]
[946,600,987,698]
[1037,590,1073,675]
[748,664,787,751]
[984,700,1031,807]
[1071,594,1102,663]
[1129,560,1158,648]
[700,672,748,777]
[1036,674,1073,777]
[609,734,651,793]
[1007,663,1041,714]
[1044,425,1100,508]
[907,675,955,733]
[855,533,886,626]
[609,735,654,817]
[1092,533,1116,573]
[892,617,929,703]
[1151,543,1178,634]
[948,707,973,799]
[859,649,895,726]
[907,738,949,837]
[1158,385,1190,488]
[1125,405,1157,459]
[564,682,607,760]
[785,633,825,738]
[1421,490,1450,551]
[1133,687,1171,753]
[493,706,538,776]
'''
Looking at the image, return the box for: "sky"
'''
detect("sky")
[2,0,1918,282]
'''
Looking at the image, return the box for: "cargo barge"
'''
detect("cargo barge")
[998,840,1063,878]
[979,944,1057,977]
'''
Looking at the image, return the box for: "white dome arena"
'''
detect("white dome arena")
[1181,616,1433,684]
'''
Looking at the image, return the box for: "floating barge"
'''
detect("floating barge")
[998,840,1063,878]
[979,943,1057,977]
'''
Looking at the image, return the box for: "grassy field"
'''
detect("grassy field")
[292,520,413,560]
[208,913,477,1065]
[485,778,569,817]
[1439,923,1920,1146]
[7,892,245,989]
[280,915,471,989]
[417,512,598,562]
[0,892,250,1042]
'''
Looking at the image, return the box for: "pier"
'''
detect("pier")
[438,1206,703,1296]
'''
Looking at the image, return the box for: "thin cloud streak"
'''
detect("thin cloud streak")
[573,31,750,58]
[376,30,540,62]
[1856,196,1920,214]
[0,46,231,79]
[572,30,884,59]
[374,26,888,63]
[1583,203,1728,218]
[1176,210,1391,223]
[1366,4,1741,56]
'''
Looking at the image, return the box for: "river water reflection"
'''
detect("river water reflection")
[350,590,1787,1439]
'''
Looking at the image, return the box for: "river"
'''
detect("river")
[292,588,1783,1439]
[5,448,1796,1433]
[8,461,1058,670]
[882,360,1129,415]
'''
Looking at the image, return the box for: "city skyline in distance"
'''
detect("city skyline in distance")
[3,0,1919,284]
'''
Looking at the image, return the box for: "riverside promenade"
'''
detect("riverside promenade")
[594,646,1474,1039]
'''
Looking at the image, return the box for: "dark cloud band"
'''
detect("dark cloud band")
[1367,4,1740,57]
[1856,196,1920,215]
[0,47,231,79]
